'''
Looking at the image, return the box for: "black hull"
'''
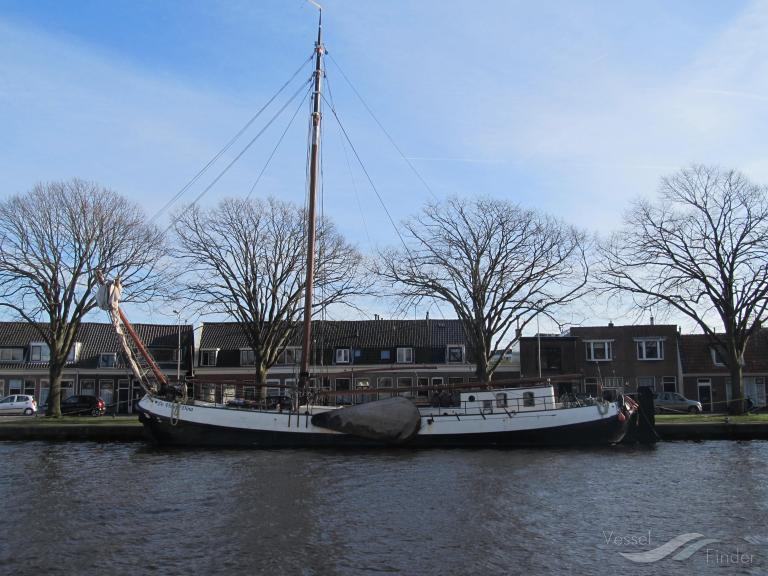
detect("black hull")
[138,409,631,448]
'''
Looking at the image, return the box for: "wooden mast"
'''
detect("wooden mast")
[300,10,324,395]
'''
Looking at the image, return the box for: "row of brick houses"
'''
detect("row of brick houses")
[0,322,194,413]
[1,319,766,411]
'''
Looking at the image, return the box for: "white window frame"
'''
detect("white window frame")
[585,340,613,361]
[200,349,219,367]
[637,376,655,390]
[396,347,413,364]
[662,376,677,393]
[335,348,351,364]
[99,353,118,368]
[446,345,465,364]
[30,342,50,362]
[636,338,664,360]
[603,376,624,388]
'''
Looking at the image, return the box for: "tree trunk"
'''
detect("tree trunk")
[475,354,491,387]
[256,363,268,400]
[728,363,744,415]
[47,363,63,418]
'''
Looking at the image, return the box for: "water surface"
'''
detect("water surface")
[1,441,766,575]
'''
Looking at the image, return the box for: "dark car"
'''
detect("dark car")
[60,395,106,416]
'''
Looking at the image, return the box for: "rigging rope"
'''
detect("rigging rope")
[162,77,313,236]
[245,84,313,200]
[321,92,409,252]
[149,53,314,225]
[327,54,439,201]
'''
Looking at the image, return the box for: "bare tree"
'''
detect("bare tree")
[173,197,369,385]
[0,179,167,416]
[598,165,768,413]
[376,196,589,383]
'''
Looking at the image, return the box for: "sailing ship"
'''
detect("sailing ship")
[97,10,636,448]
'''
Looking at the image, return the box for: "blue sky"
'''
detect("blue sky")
[1,0,766,331]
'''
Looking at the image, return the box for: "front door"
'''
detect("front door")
[697,379,712,412]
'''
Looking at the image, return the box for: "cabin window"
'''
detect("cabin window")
[483,399,493,410]
[396,347,413,364]
[447,345,464,363]
[523,391,535,407]
[30,342,50,362]
[585,340,613,361]
[200,349,218,367]
[99,353,118,368]
[636,338,664,360]
[496,393,508,408]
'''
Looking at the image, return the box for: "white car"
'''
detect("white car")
[0,394,38,416]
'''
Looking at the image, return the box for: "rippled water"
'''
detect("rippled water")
[1,441,767,575]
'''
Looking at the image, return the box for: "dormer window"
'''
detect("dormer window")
[447,345,464,363]
[710,347,726,367]
[335,348,350,364]
[277,347,302,365]
[396,347,413,364]
[240,349,255,366]
[66,342,81,363]
[99,353,118,368]
[0,348,24,362]
[30,342,50,362]
[200,349,219,367]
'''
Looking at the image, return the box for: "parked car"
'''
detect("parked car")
[59,395,106,416]
[654,391,702,414]
[0,394,38,416]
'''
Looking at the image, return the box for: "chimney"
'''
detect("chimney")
[608,321,614,328]
[650,316,655,325]
[426,311,429,320]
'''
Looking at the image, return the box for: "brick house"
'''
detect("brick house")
[0,321,194,413]
[195,319,521,404]
[680,330,768,412]
[520,323,682,399]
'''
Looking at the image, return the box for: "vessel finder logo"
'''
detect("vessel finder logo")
[613,532,719,563]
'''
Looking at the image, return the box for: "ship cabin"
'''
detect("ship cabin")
[420,385,557,416]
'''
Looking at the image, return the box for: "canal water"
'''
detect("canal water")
[1,441,766,576]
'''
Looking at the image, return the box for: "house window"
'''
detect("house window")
[8,379,23,395]
[335,378,352,404]
[396,347,413,364]
[99,353,118,368]
[636,338,664,360]
[240,349,255,366]
[710,347,726,367]
[584,377,599,397]
[66,342,81,363]
[397,377,413,397]
[447,345,464,363]
[200,349,218,367]
[277,347,301,365]
[541,347,562,370]
[81,379,96,396]
[637,376,655,390]
[380,350,391,361]
[585,341,613,361]
[377,377,393,399]
[448,377,464,386]
[335,348,350,364]
[30,342,50,362]
[662,376,677,393]
[150,348,178,363]
[0,348,24,362]
[417,377,430,399]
